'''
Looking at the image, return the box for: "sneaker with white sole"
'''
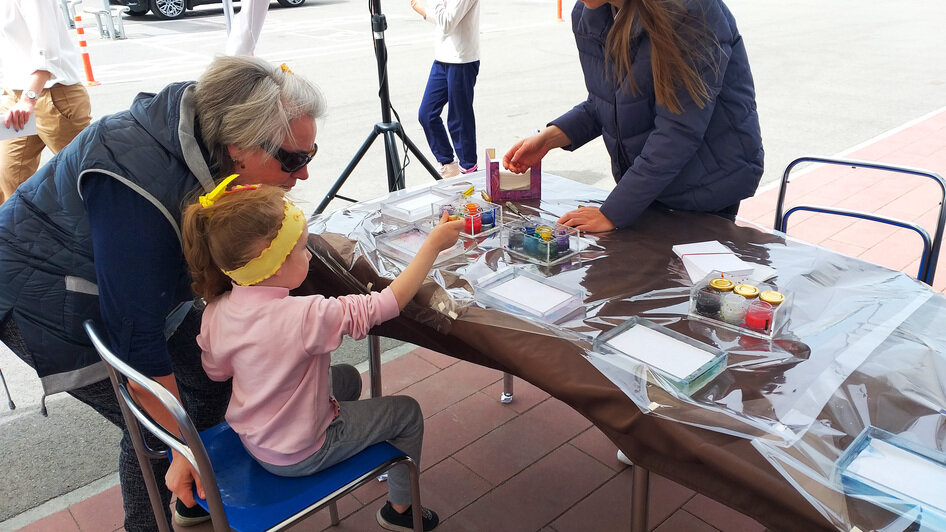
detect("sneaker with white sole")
[377,501,440,532]
[459,163,478,174]
[438,161,460,178]
[173,499,211,526]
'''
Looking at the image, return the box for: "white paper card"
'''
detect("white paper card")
[394,192,444,213]
[487,275,572,313]
[672,240,769,284]
[847,438,946,511]
[0,113,37,141]
[605,324,713,379]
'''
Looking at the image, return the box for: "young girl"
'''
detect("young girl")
[181,175,463,531]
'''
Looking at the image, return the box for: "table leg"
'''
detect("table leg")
[368,334,382,398]
[631,465,650,532]
[501,372,514,403]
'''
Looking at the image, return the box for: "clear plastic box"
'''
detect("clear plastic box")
[837,427,946,530]
[687,272,791,339]
[472,267,584,323]
[592,317,728,395]
[376,224,466,267]
[380,188,453,225]
[501,218,581,266]
[434,194,503,238]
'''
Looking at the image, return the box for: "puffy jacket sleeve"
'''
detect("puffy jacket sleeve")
[550,96,603,150]
[600,0,735,228]
[299,287,399,356]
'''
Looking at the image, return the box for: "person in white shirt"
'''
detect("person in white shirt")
[410,0,480,178]
[0,0,92,203]
[225,0,270,56]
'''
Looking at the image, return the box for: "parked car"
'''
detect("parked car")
[113,0,306,20]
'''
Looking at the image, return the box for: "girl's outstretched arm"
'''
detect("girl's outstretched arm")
[389,212,464,309]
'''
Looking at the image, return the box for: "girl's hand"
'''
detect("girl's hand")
[502,136,547,174]
[557,206,616,233]
[427,212,464,252]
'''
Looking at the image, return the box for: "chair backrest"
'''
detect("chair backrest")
[83,320,229,532]
[774,157,946,285]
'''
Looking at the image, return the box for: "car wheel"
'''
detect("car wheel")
[276,0,306,7]
[150,0,185,19]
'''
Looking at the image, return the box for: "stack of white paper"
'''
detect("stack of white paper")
[0,114,37,141]
[672,240,774,284]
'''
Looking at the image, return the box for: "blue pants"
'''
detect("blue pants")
[418,60,480,169]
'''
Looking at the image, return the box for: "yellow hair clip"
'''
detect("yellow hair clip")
[199,174,241,208]
[280,63,293,74]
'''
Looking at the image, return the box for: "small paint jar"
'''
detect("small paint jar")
[759,290,785,306]
[733,283,760,300]
[481,208,495,228]
[524,233,540,255]
[694,286,723,317]
[465,213,482,234]
[465,202,479,215]
[507,229,524,249]
[554,227,570,251]
[535,225,553,241]
[744,300,774,331]
[709,278,735,293]
[720,292,749,324]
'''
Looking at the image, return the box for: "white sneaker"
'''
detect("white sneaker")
[439,161,460,178]
[616,449,633,466]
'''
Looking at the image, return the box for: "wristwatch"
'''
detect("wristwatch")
[23,89,38,102]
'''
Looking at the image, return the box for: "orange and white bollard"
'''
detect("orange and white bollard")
[73,15,101,86]
[557,0,563,21]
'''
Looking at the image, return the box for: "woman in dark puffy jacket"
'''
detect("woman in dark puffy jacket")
[503,0,763,231]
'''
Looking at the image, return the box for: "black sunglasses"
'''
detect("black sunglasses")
[272,143,318,173]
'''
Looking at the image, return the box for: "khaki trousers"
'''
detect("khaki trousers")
[0,83,92,203]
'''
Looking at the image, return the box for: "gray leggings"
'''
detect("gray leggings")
[260,366,424,506]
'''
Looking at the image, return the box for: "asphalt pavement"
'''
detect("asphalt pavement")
[2,0,945,527]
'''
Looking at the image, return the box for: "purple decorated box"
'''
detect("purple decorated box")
[485,148,541,201]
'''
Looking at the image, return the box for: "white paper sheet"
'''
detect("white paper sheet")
[671,240,776,284]
[393,192,445,213]
[605,324,714,379]
[487,275,572,313]
[0,113,37,141]
[847,438,946,511]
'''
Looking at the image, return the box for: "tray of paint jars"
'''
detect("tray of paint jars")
[592,316,728,396]
[435,195,503,238]
[688,272,790,339]
[501,217,581,266]
[380,187,455,225]
[472,266,585,323]
[376,224,468,267]
[836,426,946,531]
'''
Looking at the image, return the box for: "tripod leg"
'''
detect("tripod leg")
[392,125,442,181]
[382,129,405,191]
[316,128,384,214]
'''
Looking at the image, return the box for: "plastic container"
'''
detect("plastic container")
[688,272,790,339]
[501,219,581,266]
[837,427,946,531]
[472,267,584,323]
[380,188,453,225]
[593,317,728,395]
[376,224,466,266]
[435,195,503,238]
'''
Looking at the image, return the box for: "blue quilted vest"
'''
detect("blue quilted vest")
[0,82,216,396]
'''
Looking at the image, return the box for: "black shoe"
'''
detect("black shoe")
[173,499,211,527]
[376,501,440,531]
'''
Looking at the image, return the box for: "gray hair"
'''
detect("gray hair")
[194,56,326,174]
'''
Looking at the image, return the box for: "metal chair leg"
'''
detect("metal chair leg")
[631,465,650,532]
[500,372,514,403]
[0,367,14,410]
[328,501,340,526]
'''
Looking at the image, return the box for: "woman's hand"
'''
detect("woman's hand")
[166,450,204,507]
[557,206,616,233]
[502,126,570,174]
[3,99,35,131]
[427,211,465,252]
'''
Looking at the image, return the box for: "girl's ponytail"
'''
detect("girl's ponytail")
[182,202,233,302]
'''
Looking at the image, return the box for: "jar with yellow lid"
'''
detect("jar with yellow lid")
[708,278,735,292]
[759,290,785,305]
[733,283,760,299]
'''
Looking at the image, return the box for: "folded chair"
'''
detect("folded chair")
[84,320,424,532]
[775,156,946,285]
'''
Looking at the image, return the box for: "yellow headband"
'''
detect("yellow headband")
[223,199,305,286]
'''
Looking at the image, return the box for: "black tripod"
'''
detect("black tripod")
[315,0,441,214]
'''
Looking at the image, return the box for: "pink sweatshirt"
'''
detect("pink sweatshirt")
[198,284,399,466]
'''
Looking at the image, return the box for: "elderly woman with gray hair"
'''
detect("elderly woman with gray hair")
[0,56,325,530]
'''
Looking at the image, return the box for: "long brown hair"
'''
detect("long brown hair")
[181,186,288,302]
[606,0,717,113]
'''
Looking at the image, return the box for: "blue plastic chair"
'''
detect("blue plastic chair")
[84,320,424,532]
[774,156,946,285]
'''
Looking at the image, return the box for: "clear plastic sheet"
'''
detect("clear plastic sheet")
[308,174,946,531]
